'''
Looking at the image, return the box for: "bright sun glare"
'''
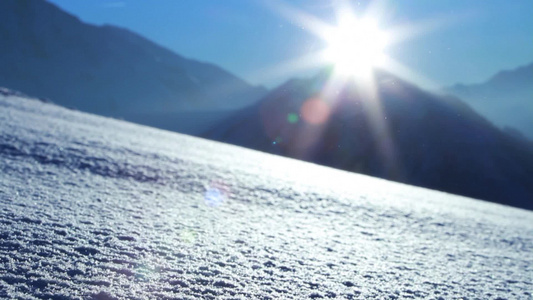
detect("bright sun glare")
[323,15,388,78]
[258,0,443,178]
[261,0,440,89]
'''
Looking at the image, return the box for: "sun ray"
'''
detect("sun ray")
[262,0,335,41]
[386,16,455,46]
[252,0,450,177]
[245,52,326,88]
[381,56,440,91]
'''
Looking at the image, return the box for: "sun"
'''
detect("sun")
[259,0,440,89]
[323,15,389,79]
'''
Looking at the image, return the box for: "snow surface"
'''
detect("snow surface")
[1,92,532,299]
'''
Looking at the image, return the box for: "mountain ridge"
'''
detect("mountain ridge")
[450,62,533,91]
[445,62,533,139]
[0,0,267,118]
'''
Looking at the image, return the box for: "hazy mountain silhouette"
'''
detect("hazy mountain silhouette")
[0,0,267,132]
[446,63,533,139]
[207,68,533,210]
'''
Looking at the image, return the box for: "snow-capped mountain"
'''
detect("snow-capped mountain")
[446,62,533,139]
[1,88,532,299]
[207,69,533,210]
[0,0,266,120]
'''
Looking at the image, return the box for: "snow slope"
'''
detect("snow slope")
[1,91,532,299]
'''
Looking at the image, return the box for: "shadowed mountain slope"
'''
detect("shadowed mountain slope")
[207,69,533,210]
[0,0,266,118]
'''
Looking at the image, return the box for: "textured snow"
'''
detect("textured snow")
[1,93,532,299]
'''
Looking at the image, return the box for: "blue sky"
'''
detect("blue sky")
[47,0,533,88]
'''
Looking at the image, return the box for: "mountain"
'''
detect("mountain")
[0,0,266,127]
[1,89,532,299]
[207,68,533,210]
[445,62,533,139]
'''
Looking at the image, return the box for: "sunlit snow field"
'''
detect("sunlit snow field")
[1,92,532,299]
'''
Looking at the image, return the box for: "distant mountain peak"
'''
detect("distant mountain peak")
[445,61,533,139]
[488,62,533,86]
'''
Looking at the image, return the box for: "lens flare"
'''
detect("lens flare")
[301,98,331,125]
[204,181,230,207]
[287,113,299,124]
[180,229,197,243]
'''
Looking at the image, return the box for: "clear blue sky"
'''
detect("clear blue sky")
[47,0,533,88]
